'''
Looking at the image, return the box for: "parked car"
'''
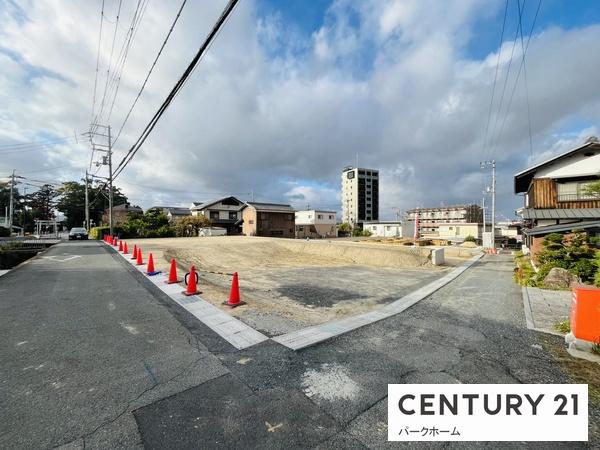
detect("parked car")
[68,227,88,240]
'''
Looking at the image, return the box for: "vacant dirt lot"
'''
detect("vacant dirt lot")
[126,236,476,336]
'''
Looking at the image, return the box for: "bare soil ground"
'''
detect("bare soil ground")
[126,236,479,336]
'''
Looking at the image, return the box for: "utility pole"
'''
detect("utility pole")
[480,160,496,248]
[8,169,15,234]
[108,125,113,236]
[89,123,113,235]
[85,170,90,230]
[482,195,486,235]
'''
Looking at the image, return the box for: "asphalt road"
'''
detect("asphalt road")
[0,244,592,449]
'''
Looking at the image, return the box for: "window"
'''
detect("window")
[298,226,304,231]
[229,211,237,220]
[372,225,377,230]
[329,215,334,220]
[210,211,219,220]
[249,220,254,224]
[288,214,293,220]
[318,214,322,219]
[557,181,597,201]
[261,212,267,220]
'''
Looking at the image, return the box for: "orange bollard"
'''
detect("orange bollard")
[131,245,138,260]
[182,266,201,296]
[123,242,129,254]
[136,248,143,266]
[570,285,600,343]
[165,259,181,284]
[146,253,160,276]
[223,272,245,308]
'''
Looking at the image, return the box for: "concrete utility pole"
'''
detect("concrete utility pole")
[89,123,113,235]
[108,125,113,236]
[85,170,90,230]
[8,169,15,233]
[482,195,486,234]
[480,160,496,247]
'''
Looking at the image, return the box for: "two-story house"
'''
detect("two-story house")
[514,138,600,257]
[241,202,295,238]
[295,210,337,238]
[190,196,244,235]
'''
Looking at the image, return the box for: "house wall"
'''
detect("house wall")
[242,208,257,236]
[436,223,481,239]
[530,178,600,209]
[364,223,402,237]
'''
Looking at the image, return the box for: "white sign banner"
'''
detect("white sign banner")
[388,384,588,442]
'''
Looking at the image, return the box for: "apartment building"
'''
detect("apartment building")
[341,166,379,227]
[295,210,337,238]
[405,204,482,235]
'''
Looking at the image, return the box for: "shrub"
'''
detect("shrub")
[0,226,9,237]
[90,226,109,240]
[570,258,596,282]
[464,235,476,243]
[174,216,212,237]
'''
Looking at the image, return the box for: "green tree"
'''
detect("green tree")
[56,180,128,229]
[26,184,58,220]
[174,215,212,237]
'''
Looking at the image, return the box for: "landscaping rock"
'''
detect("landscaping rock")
[543,267,580,289]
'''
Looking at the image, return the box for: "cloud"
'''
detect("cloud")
[1,0,600,220]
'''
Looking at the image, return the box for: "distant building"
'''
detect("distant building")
[102,203,142,225]
[241,202,295,238]
[150,206,192,223]
[514,138,600,257]
[191,196,244,235]
[295,210,337,238]
[406,204,482,236]
[341,166,379,227]
[363,221,402,238]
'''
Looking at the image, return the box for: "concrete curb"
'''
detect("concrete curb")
[273,253,484,350]
[109,241,483,352]
[108,242,269,350]
[521,286,536,330]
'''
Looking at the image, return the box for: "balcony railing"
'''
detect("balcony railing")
[557,193,600,202]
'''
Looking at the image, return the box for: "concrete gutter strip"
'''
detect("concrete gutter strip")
[112,245,269,350]
[109,241,482,352]
[273,253,484,350]
[0,269,10,278]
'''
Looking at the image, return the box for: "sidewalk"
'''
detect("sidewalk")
[522,286,571,335]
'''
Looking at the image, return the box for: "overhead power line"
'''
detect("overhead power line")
[92,0,123,134]
[112,0,188,146]
[112,0,239,180]
[105,0,150,125]
[90,0,106,125]
[492,0,542,156]
[485,0,524,161]
[481,0,508,159]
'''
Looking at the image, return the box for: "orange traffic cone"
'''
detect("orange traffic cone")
[113,237,118,246]
[123,242,129,254]
[223,272,245,308]
[118,241,123,252]
[182,266,201,296]
[137,248,143,266]
[146,253,160,276]
[165,259,180,284]
[131,245,137,260]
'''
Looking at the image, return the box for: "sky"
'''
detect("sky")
[1,0,600,221]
